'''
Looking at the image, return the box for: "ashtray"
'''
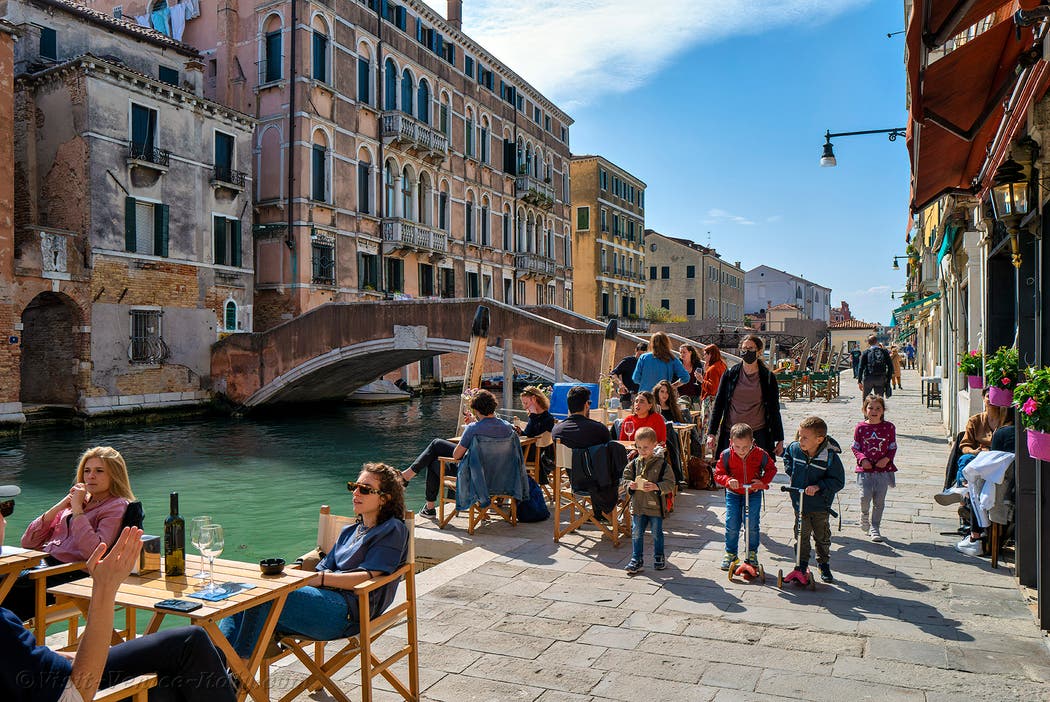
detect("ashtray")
[259,558,286,575]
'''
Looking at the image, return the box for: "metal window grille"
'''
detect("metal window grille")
[129,310,168,363]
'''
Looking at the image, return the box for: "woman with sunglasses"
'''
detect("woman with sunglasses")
[219,463,408,659]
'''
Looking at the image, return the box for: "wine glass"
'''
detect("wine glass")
[190,516,212,579]
[198,524,224,593]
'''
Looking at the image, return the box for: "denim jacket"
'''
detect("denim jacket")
[454,434,530,510]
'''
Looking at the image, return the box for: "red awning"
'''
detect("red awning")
[925,1,1009,47]
[907,6,1038,211]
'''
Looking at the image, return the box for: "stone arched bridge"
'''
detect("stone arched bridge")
[210,300,646,408]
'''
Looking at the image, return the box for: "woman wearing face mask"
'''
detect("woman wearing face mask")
[705,335,784,460]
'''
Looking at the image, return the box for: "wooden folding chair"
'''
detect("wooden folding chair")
[552,441,630,546]
[523,432,555,502]
[261,507,419,702]
[437,435,524,534]
[94,675,158,702]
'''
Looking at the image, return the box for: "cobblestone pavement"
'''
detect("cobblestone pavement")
[273,369,1050,701]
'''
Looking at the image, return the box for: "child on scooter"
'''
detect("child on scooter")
[621,427,676,575]
[783,416,846,583]
[714,423,776,571]
[851,394,897,542]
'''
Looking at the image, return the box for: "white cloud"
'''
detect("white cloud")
[704,207,755,226]
[420,0,872,107]
[849,285,892,297]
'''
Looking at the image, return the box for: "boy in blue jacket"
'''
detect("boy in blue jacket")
[783,416,846,583]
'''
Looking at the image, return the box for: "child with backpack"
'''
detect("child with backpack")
[783,416,846,583]
[714,423,777,571]
[621,427,676,575]
[851,395,896,542]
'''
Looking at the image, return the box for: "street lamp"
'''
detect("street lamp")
[891,255,910,270]
[820,128,907,167]
[989,156,1030,269]
[889,290,909,300]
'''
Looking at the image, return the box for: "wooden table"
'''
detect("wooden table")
[0,546,46,601]
[50,557,314,702]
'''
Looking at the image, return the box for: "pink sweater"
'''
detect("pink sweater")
[851,421,897,473]
[21,495,129,562]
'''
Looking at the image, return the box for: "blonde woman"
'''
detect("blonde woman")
[4,447,135,620]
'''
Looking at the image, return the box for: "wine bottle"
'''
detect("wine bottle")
[164,492,185,576]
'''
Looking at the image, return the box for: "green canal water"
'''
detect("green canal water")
[0,395,460,565]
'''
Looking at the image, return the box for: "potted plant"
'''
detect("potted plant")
[957,349,984,389]
[985,346,1019,407]
[1014,366,1050,461]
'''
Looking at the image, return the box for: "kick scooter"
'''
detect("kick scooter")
[728,482,765,583]
[777,485,816,590]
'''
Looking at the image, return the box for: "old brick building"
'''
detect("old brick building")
[2,0,254,426]
[570,155,646,325]
[0,19,21,424]
[88,0,576,332]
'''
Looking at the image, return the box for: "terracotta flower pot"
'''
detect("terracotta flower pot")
[967,375,984,389]
[988,386,1013,407]
[1026,429,1050,462]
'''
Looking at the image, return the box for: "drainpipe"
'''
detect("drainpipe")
[285,0,298,256]
[376,2,386,293]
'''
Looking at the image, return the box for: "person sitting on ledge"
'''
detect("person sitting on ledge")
[400,389,515,518]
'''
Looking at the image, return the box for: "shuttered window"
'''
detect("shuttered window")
[124,198,168,256]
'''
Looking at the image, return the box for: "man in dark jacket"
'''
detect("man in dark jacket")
[857,335,891,398]
[611,342,647,408]
[783,416,846,583]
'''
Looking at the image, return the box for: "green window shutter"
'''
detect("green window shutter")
[124,197,137,252]
[231,219,242,267]
[213,215,226,265]
[154,204,169,257]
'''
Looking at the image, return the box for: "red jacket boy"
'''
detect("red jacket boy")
[714,446,776,495]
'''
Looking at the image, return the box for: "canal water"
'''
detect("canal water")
[0,395,461,565]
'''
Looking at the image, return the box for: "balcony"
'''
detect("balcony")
[211,165,247,191]
[515,253,557,279]
[382,219,449,256]
[126,141,170,173]
[515,175,555,210]
[381,112,449,163]
[602,316,649,333]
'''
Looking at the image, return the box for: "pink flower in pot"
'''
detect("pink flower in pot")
[1023,398,1039,416]
[970,350,979,357]
[1001,377,1011,386]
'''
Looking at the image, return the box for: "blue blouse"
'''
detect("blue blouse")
[317,518,408,621]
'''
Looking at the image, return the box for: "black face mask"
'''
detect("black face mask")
[742,350,758,364]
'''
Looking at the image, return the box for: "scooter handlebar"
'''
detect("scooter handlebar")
[780,485,801,493]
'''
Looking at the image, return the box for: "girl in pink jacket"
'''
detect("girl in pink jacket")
[851,396,897,542]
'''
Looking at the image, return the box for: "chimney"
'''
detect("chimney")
[447,0,462,30]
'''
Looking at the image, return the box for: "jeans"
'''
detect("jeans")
[956,453,977,486]
[408,438,458,501]
[218,586,357,659]
[863,376,888,399]
[724,490,762,555]
[631,514,664,563]
[101,626,235,702]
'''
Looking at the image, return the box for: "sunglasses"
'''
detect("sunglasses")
[346,481,384,496]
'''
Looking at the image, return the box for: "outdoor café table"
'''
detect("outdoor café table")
[673,423,694,465]
[49,557,315,702]
[0,545,46,601]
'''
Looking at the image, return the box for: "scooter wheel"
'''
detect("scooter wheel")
[776,569,784,589]
[727,563,737,581]
[758,564,766,583]
[807,571,816,591]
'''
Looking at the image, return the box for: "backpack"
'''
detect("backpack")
[516,476,550,522]
[868,347,890,378]
[686,456,714,490]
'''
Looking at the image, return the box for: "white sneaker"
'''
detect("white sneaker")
[955,536,981,557]
[935,487,968,506]
[860,516,870,534]
[869,527,885,543]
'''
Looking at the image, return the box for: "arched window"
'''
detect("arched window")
[417,79,430,124]
[525,144,533,177]
[480,196,490,246]
[440,92,451,137]
[438,181,449,230]
[479,116,489,164]
[311,15,330,83]
[400,69,413,117]
[534,147,543,178]
[262,14,283,83]
[357,43,371,104]
[516,138,525,173]
[224,300,238,331]
[384,159,396,215]
[401,165,415,221]
[418,171,432,225]
[311,130,329,202]
[384,58,397,110]
[526,212,535,253]
[465,107,475,158]
[516,207,525,251]
[465,192,475,243]
[502,205,512,250]
[357,147,372,214]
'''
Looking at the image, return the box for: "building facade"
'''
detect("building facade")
[569,155,646,322]
[643,229,744,330]
[745,265,832,322]
[0,19,20,424]
[830,300,853,323]
[828,319,879,353]
[90,0,576,330]
[3,0,254,423]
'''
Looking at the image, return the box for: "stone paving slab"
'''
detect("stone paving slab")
[282,370,1050,701]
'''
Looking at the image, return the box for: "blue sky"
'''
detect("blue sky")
[424,0,909,324]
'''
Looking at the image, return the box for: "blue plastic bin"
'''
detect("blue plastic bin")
[549,382,600,420]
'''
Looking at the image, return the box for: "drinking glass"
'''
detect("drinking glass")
[190,516,212,579]
[198,524,224,593]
